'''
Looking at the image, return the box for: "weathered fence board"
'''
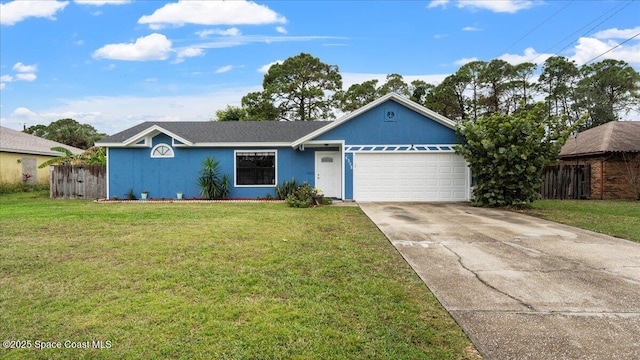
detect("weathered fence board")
[50,165,106,199]
[540,165,590,200]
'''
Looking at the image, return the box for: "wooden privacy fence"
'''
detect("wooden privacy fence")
[50,165,106,199]
[540,164,590,199]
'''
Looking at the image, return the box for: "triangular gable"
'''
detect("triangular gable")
[292,93,457,148]
[122,125,193,147]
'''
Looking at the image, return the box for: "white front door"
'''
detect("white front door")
[315,151,341,198]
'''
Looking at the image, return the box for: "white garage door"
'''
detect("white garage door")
[354,152,469,202]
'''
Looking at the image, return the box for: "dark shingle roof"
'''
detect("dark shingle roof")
[560,121,640,157]
[98,121,332,145]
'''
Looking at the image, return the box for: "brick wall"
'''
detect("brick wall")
[559,153,640,200]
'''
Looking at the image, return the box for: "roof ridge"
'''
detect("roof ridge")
[600,121,615,152]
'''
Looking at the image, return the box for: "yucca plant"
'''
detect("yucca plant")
[197,156,230,199]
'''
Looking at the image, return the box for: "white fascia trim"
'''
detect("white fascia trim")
[291,93,457,147]
[122,125,193,147]
[298,140,344,148]
[175,142,292,148]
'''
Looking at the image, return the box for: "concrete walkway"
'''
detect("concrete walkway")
[359,202,640,360]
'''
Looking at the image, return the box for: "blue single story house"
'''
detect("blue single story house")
[96,93,471,202]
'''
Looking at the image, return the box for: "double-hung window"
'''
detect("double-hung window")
[235,151,276,186]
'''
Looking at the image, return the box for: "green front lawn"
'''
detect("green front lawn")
[0,191,478,359]
[522,200,640,242]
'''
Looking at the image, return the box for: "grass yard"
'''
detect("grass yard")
[0,191,478,359]
[521,200,640,243]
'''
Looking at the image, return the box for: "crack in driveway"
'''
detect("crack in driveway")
[441,243,536,311]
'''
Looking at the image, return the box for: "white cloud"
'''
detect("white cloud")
[571,36,640,66]
[258,60,283,73]
[454,57,479,65]
[138,0,286,29]
[215,65,234,74]
[593,26,640,40]
[196,27,241,38]
[427,0,449,9]
[276,26,287,35]
[176,47,204,59]
[428,0,536,13]
[0,0,68,26]
[462,26,481,31]
[74,0,130,5]
[12,107,39,119]
[498,47,552,65]
[93,33,172,61]
[0,83,5,91]
[2,62,38,88]
[13,62,37,73]
[1,87,261,134]
[15,73,37,82]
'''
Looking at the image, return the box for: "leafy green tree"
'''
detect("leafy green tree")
[479,59,514,116]
[456,103,571,207]
[241,92,280,121]
[246,52,342,121]
[335,79,380,112]
[24,118,106,149]
[215,105,247,121]
[379,73,410,96]
[409,80,434,104]
[538,56,581,128]
[576,59,640,129]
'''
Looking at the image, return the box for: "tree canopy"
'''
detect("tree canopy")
[241,52,342,121]
[25,118,106,149]
[224,53,639,131]
[456,103,574,207]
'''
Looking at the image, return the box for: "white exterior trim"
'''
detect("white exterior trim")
[150,143,175,158]
[105,147,110,199]
[345,144,457,153]
[233,149,278,188]
[122,125,193,147]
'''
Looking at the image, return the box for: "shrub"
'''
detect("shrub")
[456,103,572,207]
[285,182,314,208]
[275,177,298,200]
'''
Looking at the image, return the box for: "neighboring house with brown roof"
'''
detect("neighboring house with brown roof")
[559,121,640,200]
[0,126,84,184]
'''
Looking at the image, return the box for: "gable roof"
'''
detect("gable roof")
[97,121,332,147]
[0,126,84,156]
[291,93,457,147]
[560,121,640,157]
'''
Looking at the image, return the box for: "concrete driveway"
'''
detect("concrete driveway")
[359,202,640,360]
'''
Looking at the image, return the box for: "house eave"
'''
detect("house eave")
[122,125,194,147]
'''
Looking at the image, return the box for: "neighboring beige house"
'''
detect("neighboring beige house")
[559,121,640,200]
[0,126,84,184]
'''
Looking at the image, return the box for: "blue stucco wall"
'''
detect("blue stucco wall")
[315,100,458,145]
[108,134,330,199]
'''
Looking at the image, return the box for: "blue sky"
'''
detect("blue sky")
[1,0,639,135]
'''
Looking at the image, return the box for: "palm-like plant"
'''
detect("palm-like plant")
[197,156,230,199]
[38,147,83,168]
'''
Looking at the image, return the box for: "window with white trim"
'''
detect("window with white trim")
[235,151,276,186]
[151,143,174,158]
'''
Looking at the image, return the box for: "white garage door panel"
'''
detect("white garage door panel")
[354,153,469,202]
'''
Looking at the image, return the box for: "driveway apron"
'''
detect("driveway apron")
[359,202,640,360]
